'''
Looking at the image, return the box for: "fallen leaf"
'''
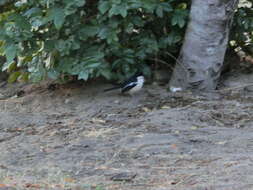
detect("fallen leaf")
[54,184,64,188]
[190,126,198,130]
[24,183,41,188]
[65,177,76,183]
[171,181,178,185]
[41,147,54,153]
[91,184,98,188]
[161,105,170,109]
[91,118,106,124]
[95,166,109,170]
[48,130,58,136]
[216,141,227,145]
[141,107,151,112]
[171,144,178,149]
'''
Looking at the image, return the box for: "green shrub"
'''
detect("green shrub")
[0,0,252,83]
[0,0,189,82]
[231,1,253,54]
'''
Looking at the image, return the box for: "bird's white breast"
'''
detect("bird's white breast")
[129,76,144,94]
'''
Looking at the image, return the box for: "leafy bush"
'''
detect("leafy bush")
[0,0,252,83]
[0,0,189,82]
[231,1,253,55]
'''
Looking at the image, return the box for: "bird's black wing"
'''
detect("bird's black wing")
[120,74,138,93]
[121,81,138,93]
[121,75,138,86]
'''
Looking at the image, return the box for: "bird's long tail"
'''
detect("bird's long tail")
[103,86,120,92]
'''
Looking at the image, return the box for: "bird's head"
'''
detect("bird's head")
[134,71,143,77]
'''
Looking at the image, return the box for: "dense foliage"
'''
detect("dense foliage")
[232,1,253,54]
[0,0,252,83]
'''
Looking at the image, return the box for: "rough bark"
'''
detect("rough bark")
[169,0,239,92]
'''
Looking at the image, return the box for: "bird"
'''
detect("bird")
[104,72,145,94]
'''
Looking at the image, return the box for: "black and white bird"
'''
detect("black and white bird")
[104,72,145,94]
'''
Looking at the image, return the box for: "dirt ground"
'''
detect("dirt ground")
[0,71,253,190]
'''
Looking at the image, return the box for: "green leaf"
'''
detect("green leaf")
[100,68,111,79]
[177,3,187,10]
[79,26,99,40]
[171,10,188,28]
[18,72,29,82]
[109,4,128,17]
[165,31,182,45]
[142,1,156,13]
[29,71,44,82]
[178,19,185,28]
[161,3,173,12]
[119,5,128,17]
[78,70,89,80]
[74,0,86,7]
[98,1,110,14]
[8,13,31,31]
[98,26,109,39]
[8,71,21,83]
[7,62,17,72]
[85,62,102,68]
[4,44,17,65]
[156,6,163,18]
[23,7,42,17]
[108,5,118,17]
[63,0,86,15]
[49,8,66,30]
[54,9,65,29]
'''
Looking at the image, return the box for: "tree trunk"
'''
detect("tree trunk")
[169,0,239,92]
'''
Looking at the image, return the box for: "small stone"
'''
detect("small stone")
[216,141,227,145]
[65,99,71,104]
[10,95,18,99]
[114,100,119,104]
[0,93,5,99]
[16,90,25,97]
[110,172,137,182]
[0,82,7,88]
[245,86,253,92]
